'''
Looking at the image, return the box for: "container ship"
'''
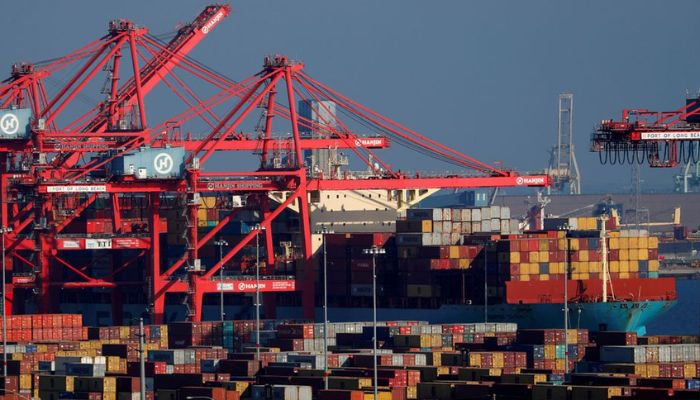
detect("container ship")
[50,200,677,336]
[276,206,677,336]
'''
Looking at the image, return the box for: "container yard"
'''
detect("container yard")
[0,2,699,400]
[0,314,697,400]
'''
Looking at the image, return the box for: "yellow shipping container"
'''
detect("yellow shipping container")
[646,364,660,377]
[19,374,31,390]
[493,354,504,368]
[520,274,530,281]
[684,363,695,378]
[432,334,442,348]
[556,262,565,274]
[571,272,580,280]
[469,353,481,366]
[566,330,578,344]
[649,260,659,271]
[459,259,469,269]
[436,366,450,376]
[589,262,601,273]
[629,237,639,248]
[510,252,521,263]
[539,251,549,263]
[421,220,432,233]
[406,386,417,400]
[119,326,130,339]
[610,261,620,272]
[619,249,629,261]
[579,251,589,262]
[638,249,648,261]
[629,261,639,272]
[620,237,629,249]
[539,239,549,251]
[569,240,580,251]
[555,359,566,371]
[540,274,550,281]
[631,248,641,261]
[633,364,647,378]
[577,262,586,273]
[449,246,460,259]
[358,378,372,388]
[639,236,648,248]
[544,345,555,359]
[609,237,620,249]
[364,391,392,400]
[608,387,622,398]
[11,354,22,361]
[579,273,590,280]
[620,261,629,273]
[107,356,121,372]
[619,272,630,279]
[104,377,117,392]
[558,238,567,249]
[530,252,539,263]
[649,236,659,248]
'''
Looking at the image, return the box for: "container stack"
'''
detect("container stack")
[0,314,85,342]
[512,329,590,373]
[397,206,519,247]
[0,317,697,400]
[321,233,394,299]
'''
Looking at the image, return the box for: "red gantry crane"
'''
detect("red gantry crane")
[0,5,549,323]
[591,96,700,167]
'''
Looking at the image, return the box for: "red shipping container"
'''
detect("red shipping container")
[510,240,520,252]
[520,252,529,263]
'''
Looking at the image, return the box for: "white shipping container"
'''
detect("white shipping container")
[471,209,481,221]
[441,233,451,246]
[510,220,520,234]
[442,208,452,221]
[481,207,491,220]
[443,221,452,233]
[501,220,510,234]
[452,209,462,222]
[461,209,471,222]
[500,207,511,219]
[481,220,492,232]
[462,222,472,234]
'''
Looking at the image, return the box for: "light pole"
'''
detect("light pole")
[563,228,570,377]
[0,226,12,379]
[362,245,385,400]
[315,227,334,390]
[483,240,490,323]
[214,239,229,322]
[254,224,265,362]
[138,318,146,400]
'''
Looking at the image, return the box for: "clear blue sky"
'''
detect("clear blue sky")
[2,1,699,193]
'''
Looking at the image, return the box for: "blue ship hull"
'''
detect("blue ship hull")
[275,300,677,336]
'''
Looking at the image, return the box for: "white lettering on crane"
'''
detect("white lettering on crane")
[516,176,546,186]
[201,11,225,34]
